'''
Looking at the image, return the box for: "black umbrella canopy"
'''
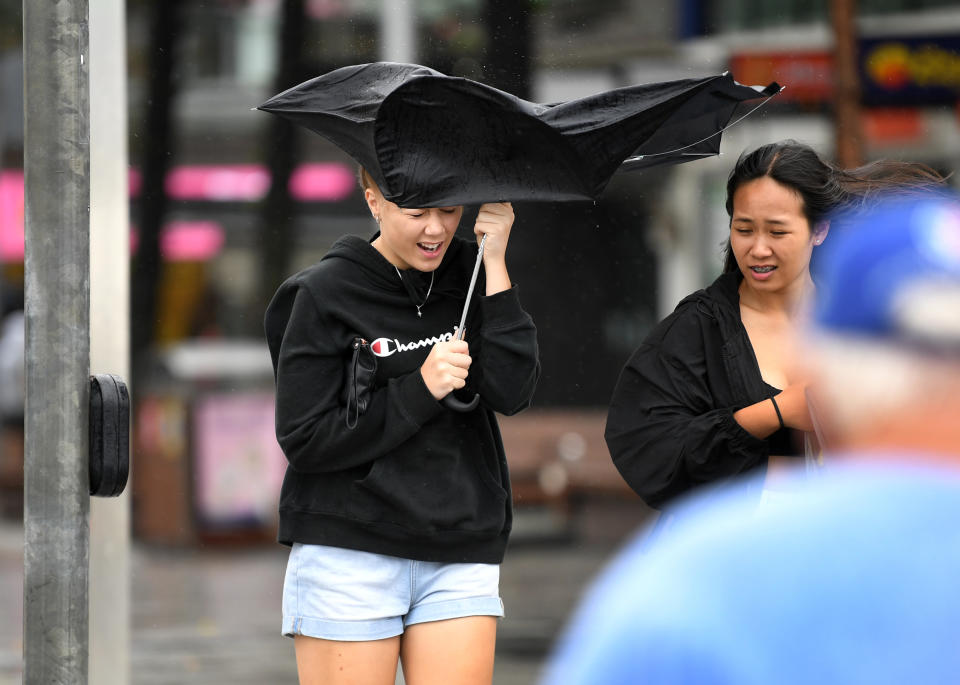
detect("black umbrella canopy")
[258,62,779,208]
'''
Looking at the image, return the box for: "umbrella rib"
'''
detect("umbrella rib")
[624,90,783,163]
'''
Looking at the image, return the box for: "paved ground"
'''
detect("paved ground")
[0,500,652,685]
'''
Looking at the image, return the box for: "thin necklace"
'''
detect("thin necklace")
[395,266,434,318]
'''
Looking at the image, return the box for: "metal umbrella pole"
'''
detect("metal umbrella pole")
[442,234,486,412]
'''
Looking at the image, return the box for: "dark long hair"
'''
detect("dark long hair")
[722,140,946,273]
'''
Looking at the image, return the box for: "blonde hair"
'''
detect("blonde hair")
[357,165,377,193]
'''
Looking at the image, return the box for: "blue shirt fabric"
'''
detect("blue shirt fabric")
[541,458,960,685]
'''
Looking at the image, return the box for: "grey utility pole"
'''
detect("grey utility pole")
[22,1,91,683]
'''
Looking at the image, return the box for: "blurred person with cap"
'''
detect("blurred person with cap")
[540,193,960,685]
[0,293,23,425]
[0,286,24,518]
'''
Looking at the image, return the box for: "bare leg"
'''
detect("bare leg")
[294,635,401,685]
[400,617,498,685]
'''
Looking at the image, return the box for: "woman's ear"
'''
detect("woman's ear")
[813,220,830,246]
[364,187,380,222]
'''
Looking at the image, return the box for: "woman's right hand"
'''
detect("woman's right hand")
[420,339,472,400]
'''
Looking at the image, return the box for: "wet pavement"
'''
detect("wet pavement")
[0,501,651,685]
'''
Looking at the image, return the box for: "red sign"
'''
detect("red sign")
[730,52,834,103]
[862,107,925,144]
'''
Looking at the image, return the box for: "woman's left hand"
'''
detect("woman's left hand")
[475,202,513,295]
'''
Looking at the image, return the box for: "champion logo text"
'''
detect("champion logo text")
[370,331,454,357]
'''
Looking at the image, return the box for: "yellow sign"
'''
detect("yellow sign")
[865,41,960,90]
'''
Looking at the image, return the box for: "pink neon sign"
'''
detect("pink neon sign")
[161,162,355,202]
[0,162,357,261]
[0,171,24,261]
[129,221,226,261]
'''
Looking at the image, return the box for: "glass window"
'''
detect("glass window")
[702,0,959,33]
[705,0,828,32]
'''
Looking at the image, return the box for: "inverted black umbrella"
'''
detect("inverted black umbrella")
[258,62,780,409]
[257,62,780,208]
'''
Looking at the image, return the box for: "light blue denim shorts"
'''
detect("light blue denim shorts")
[281,543,504,641]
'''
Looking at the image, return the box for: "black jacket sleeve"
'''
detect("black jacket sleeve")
[469,285,540,416]
[604,310,767,509]
[266,281,444,474]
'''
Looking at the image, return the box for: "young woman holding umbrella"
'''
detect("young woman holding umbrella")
[264,167,539,685]
[605,139,944,510]
[258,59,781,684]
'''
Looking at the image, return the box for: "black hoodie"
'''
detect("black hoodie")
[605,271,786,509]
[264,233,539,563]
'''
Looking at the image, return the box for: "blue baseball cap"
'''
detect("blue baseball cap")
[813,194,960,350]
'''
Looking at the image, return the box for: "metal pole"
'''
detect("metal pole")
[483,0,532,99]
[88,0,130,682]
[22,0,91,683]
[832,0,863,168]
[381,0,415,63]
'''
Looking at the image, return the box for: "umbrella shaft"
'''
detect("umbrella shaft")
[455,234,486,340]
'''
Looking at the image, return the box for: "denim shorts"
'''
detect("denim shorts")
[281,543,504,641]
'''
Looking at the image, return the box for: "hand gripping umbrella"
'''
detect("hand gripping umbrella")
[258,62,780,410]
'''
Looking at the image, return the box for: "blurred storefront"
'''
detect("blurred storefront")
[132,339,284,544]
[629,0,960,314]
[2,0,959,539]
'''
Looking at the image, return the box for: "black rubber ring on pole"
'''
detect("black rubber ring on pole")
[89,374,130,497]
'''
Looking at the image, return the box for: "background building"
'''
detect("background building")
[2,2,960,683]
[2,0,960,543]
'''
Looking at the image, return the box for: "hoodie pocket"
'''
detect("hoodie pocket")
[348,420,507,535]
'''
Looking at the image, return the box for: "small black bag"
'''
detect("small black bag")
[342,337,377,429]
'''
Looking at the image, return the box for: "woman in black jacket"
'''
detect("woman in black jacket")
[605,140,943,509]
[265,167,539,684]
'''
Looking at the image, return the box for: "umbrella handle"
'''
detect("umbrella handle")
[442,392,481,412]
[442,324,481,412]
